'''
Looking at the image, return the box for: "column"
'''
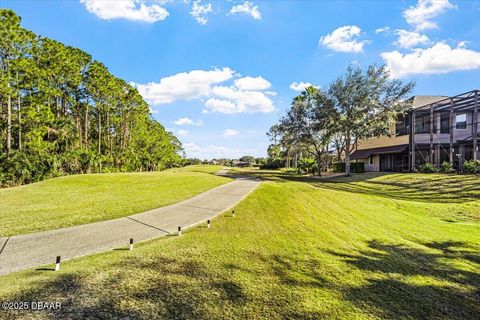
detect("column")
[449,98,454,163]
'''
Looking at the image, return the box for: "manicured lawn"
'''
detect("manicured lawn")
[0,171,479,319]
[0,165,230,236]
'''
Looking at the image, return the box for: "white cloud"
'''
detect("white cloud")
[204,98,237,113]
[206,85,274,113]
[289,81,318,92]
[222,129,240,138]
[395,29,430,48]
[135,67,274,114]
[265,91,277,96]
[190,0,212,25]
[177,129,190,137]
[319,25,368,53]
[133,67,234,104]
[229,1,261,20]
[403,0,456,31]
[375,26,390,34]
[234,76,271,91]
[381,42,480,78]
[183,142,201,152]
[80,0,169,23]
[174,117,203,126]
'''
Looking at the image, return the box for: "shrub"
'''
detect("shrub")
[463,160,480,174]
[351,162,365,173]
[440,161,455,173]
[332,162,364,173]
[332,162,345,173]
[419,163,437,173]
[260,159,283,170]
[298,158,317,174]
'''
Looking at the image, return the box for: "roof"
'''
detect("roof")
[414,89,480,113]
[409,95,449,109]
[350,144,408,160]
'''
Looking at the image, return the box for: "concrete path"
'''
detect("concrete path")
[0,175,260,275]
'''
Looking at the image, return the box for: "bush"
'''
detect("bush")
[419,163,437,173]
[0,150,61,187]
[298,158,317,174]
[260,159,283,170]
[332,162,365,173]
[351,162,365,173]
[332,162,345,173]
[463,160,480,174]
[440,161,455,173]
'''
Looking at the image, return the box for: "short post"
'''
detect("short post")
[55,256,61,272]
[129,238,134,251]
[232,210,235,218]
[178,226,182,236]
[207,219,211,228]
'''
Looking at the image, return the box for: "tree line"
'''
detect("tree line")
[267,66,415,175]
[0,9,182,186]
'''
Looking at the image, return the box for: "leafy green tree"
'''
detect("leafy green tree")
[329,65,414,175]
[278,86,336,176]
[0,9,183,186]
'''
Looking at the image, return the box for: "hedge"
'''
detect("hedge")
[332,162,365,173]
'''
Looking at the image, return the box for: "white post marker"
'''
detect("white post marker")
[129,238,134,251]
[232,210,235,218]
[178,226,182,236]
[207,219,211,228]
[55,256,61,271]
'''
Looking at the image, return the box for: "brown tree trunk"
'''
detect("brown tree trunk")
[56,96,60,118]
[62,94,67,116]
[98,110,101,154]
[84,104,88,148]
[76,110,81,148]
[316,151,322,176]
[345,134,352,176]
[107,112,112,156]
[6,94,11,154]
[17,94,21,150]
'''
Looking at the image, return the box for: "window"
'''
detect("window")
[456,113,467,129]
[415,115,430,134]
[440,112,449,134]
[395,118,405,136]
[395,115,410,136]
[368,155,374,165]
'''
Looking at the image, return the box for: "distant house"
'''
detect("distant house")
[350,90,480,172]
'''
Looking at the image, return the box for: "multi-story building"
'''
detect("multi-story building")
[350,90,480,172]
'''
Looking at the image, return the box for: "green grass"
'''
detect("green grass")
[0,165,230,236]
[0,171,479,319]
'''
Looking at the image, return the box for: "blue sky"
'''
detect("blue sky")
[3,0,480,159]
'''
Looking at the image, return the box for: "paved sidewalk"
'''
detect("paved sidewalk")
[0,175,260,275]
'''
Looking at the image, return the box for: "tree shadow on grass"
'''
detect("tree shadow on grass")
[328,240,480,320]
[245,170,480,203]
[2,257,242,319]
[2,240,479,319]
[1,249,340,320]
[317,175,480,203]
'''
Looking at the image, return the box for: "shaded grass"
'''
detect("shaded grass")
[232,168,480,222]
[0,170,479,319]
[0,165,230,236]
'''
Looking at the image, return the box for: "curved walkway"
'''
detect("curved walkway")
[0,174,260,275]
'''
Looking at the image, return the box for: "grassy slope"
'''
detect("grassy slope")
[0,172,479,319]
[0,165,230,236]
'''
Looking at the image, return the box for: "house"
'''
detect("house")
[350,90,480,172]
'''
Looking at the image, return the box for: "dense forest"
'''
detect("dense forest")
[0,9,183,187]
